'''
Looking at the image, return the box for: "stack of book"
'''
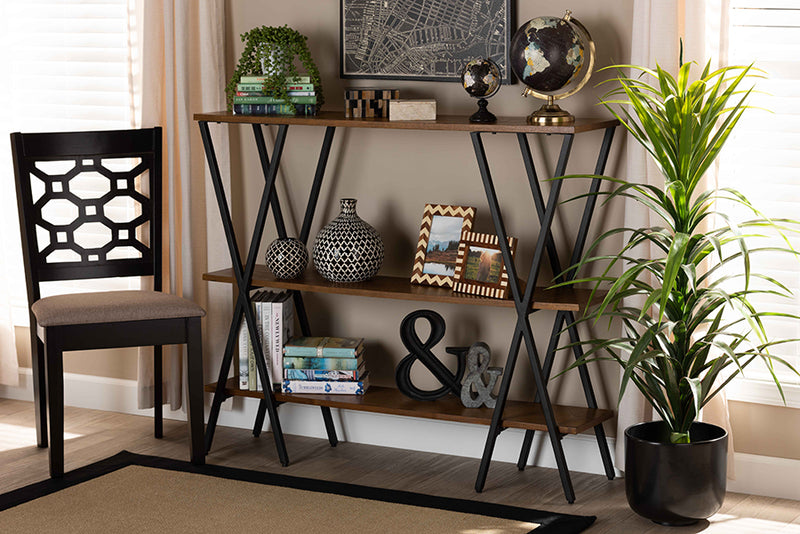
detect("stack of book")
[233,75,318,116]
[239,289,294,392]
[281,336,369,395]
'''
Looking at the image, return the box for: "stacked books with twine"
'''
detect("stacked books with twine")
[233,75,318,116]
[281,336,369,394]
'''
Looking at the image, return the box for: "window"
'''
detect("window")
[0,0,141,326]
[719,0,800,406]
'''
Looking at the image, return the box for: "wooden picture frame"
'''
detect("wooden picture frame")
[340,0,514,83]
[453,231,517,299]
[410,204,476,288]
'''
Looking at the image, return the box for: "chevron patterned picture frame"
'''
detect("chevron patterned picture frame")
[410,203,476,287]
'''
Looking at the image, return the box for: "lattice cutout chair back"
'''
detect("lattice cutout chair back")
[12,128,162,293]
[10,127,205,478]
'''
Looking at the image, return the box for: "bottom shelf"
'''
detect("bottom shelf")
[205,379,613,435]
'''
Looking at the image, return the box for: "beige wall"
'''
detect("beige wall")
[226,0,632,425]
[225,0,800,460]
[11,0,798,462]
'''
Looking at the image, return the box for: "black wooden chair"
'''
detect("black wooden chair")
[10,127,206,477]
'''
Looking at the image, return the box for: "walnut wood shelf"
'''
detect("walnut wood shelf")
[203,265,600,313]
[196,111,620,502]
[194,110,618,135]
[206,379,613,435]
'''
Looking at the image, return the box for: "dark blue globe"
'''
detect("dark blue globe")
[510,16,585,93]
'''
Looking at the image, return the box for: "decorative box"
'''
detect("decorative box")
[344,88,400,118]
[389,99,437,121]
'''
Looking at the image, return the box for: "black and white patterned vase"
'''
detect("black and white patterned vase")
[313,198,384,282]
[265,237,308,279]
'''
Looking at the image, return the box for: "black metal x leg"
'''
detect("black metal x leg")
[199,120,289,466]
[515,128,617,481]
[471,131,576,503]
[251,126,340,447]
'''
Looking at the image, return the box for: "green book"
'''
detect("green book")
[237,82,315,92]
[284,83,314,92]
[240,75,311,84]
[236,83,267,92]
[232,95,317,105]
[283,336,364,357]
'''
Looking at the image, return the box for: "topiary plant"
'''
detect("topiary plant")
[226,25,324,113]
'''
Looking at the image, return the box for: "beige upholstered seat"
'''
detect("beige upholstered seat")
[32,290,206,327]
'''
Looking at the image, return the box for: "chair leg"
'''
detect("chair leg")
[44,339,64,478]
[185,318,205,465]
[154,345,163,439]
[30,330,48,448]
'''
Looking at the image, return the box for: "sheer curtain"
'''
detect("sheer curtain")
[0,0,141,387]
[616,0,734,474]
[136,0,228,410]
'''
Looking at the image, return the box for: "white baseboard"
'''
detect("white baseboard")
[729,453,800,501]
[4,370,798,500]
[0,368,188,422]
[0,369,618,477]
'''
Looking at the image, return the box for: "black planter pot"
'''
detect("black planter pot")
[625,421,728,526]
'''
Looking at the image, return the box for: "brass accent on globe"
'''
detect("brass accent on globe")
[513,10,596,126]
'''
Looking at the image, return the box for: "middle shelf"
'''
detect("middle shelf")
[207,379,614,435]
[203,265,600,312]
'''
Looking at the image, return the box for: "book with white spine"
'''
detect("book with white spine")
[281,373,369,395]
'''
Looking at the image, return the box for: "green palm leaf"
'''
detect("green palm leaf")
[558,57,800,443]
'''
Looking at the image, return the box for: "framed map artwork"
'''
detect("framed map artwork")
[340,0,513,82]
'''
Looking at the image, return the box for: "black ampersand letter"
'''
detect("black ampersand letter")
[395,310,468,401]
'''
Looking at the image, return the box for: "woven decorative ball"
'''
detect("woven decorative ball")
[313,198,384,283]
[265,237,308,279]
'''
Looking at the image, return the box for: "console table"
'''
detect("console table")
[195,110,618,503]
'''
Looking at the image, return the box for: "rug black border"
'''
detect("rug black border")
[0,451,595,533]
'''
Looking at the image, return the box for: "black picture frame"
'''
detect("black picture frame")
[340,0,514,83]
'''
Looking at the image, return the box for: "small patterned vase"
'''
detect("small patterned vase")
[265,237,308,279]
[313,198,384,282]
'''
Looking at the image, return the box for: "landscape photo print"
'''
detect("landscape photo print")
[453,231,517,299]
[410,204,475,287]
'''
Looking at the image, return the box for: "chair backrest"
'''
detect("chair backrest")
[11,128,163,303]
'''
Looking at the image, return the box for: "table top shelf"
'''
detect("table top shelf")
[207,380,613,435]
[203,266,600,313]
[194,110,619,134]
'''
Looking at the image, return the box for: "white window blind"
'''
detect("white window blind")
[0,0,141,325]
[719,0,800,405]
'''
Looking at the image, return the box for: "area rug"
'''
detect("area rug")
[0,451,595,533]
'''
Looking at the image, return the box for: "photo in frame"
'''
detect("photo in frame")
[453,231,517,299]
[340,0,513,83]
[410,204,476,287]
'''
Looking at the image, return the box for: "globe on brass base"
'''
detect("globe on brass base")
[511,11,595,127]
[527,95,574,125]
[470,98,497,123]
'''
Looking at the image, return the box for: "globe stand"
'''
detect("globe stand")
[513,11,596,128]
[470,98,497,123]
[528,95,574,126]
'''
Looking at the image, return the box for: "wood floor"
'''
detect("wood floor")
[1,398,798,533]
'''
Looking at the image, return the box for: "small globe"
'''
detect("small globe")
[461,58,501,99]
[510,16,585,93]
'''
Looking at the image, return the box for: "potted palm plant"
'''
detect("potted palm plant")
[564,58,800,525]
